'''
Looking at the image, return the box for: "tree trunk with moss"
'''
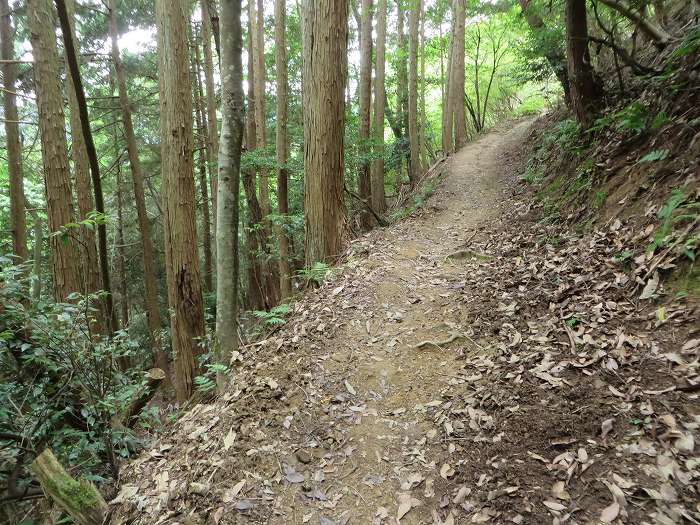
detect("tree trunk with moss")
[30,449,106,525]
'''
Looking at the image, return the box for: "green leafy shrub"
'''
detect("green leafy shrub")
[0,258,157,496]
[650,189,700,253]
[253,304,292,331]
[298,262,334,286]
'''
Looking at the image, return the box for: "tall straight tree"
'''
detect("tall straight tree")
[108,0,169,374]
[419,2,427,164]
[451,0,467,149]
[193,37,214,293]
[200,0,219,221]
[275,0,292,299]
[216,0,243,389]
[244,0,277,310]
[407,0,421,184]
[57,0,118,334]
[565,0,600,128]
[27,0,81,302]
[370,0,387,213]
[302,0,348,266]
[0,0,28,263]
[358,0,374,227]
[252,0,270,218]
[441,16,454,153]
[155,0,206,401]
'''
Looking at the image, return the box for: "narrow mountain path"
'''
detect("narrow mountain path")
[113,118,698,525]
[267,119,536,524]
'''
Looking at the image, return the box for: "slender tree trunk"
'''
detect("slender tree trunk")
[108,0,169,374]
[247,0,279,306]
[565,0,601,128]
[252,0,270,218]
[115,158,129,328]
[0,0,28,264]
[371,0,387,213]
[206,0,221,58]
[358,0,374,227]
[30,209,43,300]
[396,0,409,185]
[244,13,269,311]
[200,0,219,225]
[27,0,81,302]
[57,0,118,334]
[597,0,670,45]
[302,0,348,266]
[442,17,454,154]
[275,0,292,298]
[193,37,214,293]
[215,0,243,389]
[419,3,427,165]
[408,0,421,185]
[451,0,467,149]
[59,0,109,334]
[155,0,206,401]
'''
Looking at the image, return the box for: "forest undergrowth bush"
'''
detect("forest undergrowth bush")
[0,262,162,501]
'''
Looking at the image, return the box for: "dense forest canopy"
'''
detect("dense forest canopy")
[1,0,698,521]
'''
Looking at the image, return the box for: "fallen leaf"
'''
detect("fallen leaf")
[440,463,455,479]
[600,501,619,523]
[223,427,237,451]
[640,272,659,300]
[396,493,422,521]
[601,418,615,439]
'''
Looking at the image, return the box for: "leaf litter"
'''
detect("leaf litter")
[110,121,698,524]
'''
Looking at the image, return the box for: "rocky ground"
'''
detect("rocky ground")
[111,119,699,525]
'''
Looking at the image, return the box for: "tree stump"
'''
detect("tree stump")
[30,449,107,525]
[122,367,166,428]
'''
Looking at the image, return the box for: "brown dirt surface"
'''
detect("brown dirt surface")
[110,119,699,525]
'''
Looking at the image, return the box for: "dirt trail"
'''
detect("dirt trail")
[113,118,699,525]
[270,119,536,524]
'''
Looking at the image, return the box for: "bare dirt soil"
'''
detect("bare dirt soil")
[111,120,699,525]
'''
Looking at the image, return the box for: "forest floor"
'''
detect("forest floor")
[112,119,699,525]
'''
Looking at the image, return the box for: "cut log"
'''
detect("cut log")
[30,449,107,525]
[122,367,166,428]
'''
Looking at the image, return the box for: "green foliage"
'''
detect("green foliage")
[669,26,700,60]
[638,149,669,163]
[543,119,583,153]
[614,250,634,263]
[0,258,157,493]
[298,262,334,286]
[194,363,229,394]
[650,189,700,253]
[391,176,441,222]
[253,304,292,329]
[521,165,544,184]
[594,190,607,208]
[590,103,667,135]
